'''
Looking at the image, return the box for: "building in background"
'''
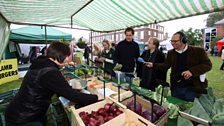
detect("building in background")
[215,19,224,38]
[203,19,224,49]
[89,24,166,44]
[203,27,217,49]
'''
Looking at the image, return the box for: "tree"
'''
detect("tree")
[180,28,203,46]
[76,37,86,49]
[206,12,224,27]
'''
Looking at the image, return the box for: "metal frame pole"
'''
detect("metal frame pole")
[44,25,47,47]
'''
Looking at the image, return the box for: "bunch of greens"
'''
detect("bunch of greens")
[177,87,224,126]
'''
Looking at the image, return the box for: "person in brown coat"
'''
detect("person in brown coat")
[145,31,212,101]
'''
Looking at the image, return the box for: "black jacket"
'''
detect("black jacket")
[115,39,140,72]
[5,56,98,124]
[137,50,167,91]
[101,48,116,76]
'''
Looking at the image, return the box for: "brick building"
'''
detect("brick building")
[215,19,224,38]
[89,24,165,44]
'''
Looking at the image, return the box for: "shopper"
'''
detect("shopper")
[96,39,116,76]
[92,44,101,57]
[83,44,91,65]
[145,31,212,101]
[220,46,224,70]
[29,46,38,63]
[214,45,218,56]
[137,38,166,91]
[115,27,140,82]
[5,42,99,126]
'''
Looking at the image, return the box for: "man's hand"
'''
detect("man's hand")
[181,70,193,80]
[98,57,105,62]
[144,62,153,68]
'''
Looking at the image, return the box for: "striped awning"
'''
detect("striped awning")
[0,0,224,32]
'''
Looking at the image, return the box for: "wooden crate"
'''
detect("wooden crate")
[88,82,127,97]
[113,91,169,126]
[86,77,103,89]
[71,97,126,126]
[70,97,155,126]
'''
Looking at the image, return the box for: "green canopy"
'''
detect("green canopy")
[10,26,72,43]
[0,0,224,32]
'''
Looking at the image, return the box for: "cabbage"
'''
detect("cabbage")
[153,104,166,118]
[127,100,142,115]
[142,110,157,123]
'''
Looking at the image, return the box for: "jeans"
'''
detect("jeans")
[5,120,44,126]
[171,86,197,102]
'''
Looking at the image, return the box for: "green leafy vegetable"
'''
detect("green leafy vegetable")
[177,87,224,126]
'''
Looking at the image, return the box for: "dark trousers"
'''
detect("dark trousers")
[85,58,89,65]
[220,61,224,70]
[5,120,44,126]
[171,86,197,102]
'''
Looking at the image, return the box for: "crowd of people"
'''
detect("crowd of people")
[5,27,213,126]
[84,27,212,102]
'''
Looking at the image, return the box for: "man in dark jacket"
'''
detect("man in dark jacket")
[146,31,212,101]
[115,27,140,82]
[5,42,98,126]
[83,44,90,65]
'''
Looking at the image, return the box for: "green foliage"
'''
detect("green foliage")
[177,88,224,126]
[180,28,203,46]
[77,37,86,49]
[206,12,224,27]
[211,37,223,48]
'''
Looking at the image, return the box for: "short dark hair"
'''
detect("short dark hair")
[46,42,71,63]
[124,27,134,35]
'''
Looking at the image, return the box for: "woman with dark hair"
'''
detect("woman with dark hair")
[5,42,99,126]
[137,38,167,91]
[220,46,224,70]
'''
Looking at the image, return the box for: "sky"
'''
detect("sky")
[11,14,209,41]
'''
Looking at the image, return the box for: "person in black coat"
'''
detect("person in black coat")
[83,44,91,65]
[137,38,167,91]
[5,42,99,126]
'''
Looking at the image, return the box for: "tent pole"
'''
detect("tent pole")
[71,16,73,28]
[90,30,93,65]
[10,22,90,31]
[44,25,47,47]
[71,0,94,17]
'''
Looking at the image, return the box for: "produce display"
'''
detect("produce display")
[74,66,103,78]
[177,87,224,126]
[130,85,179,119]
[74,67,92,77]
[79,103,123,126]
[87,78,103,89]
[126,100,166,123]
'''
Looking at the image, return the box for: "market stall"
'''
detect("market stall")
[58,64,186,126]
[1,0,224,126]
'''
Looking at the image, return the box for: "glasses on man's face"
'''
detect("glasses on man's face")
[170,40,180,43]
